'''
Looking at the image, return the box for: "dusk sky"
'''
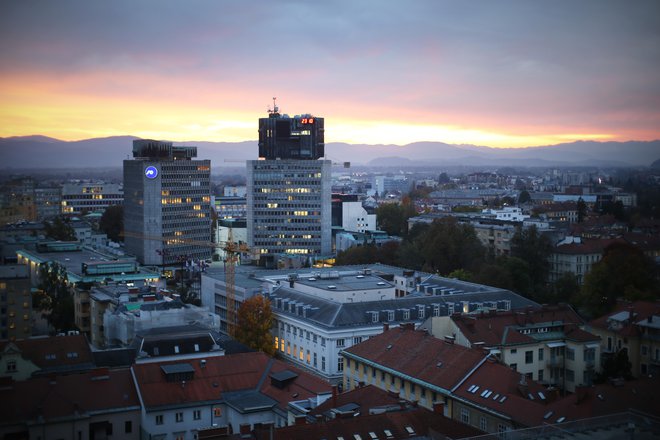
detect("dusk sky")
[1,0,659,148]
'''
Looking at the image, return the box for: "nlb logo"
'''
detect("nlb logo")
[145,166,158,179]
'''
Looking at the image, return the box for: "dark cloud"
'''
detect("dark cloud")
[1,0,659,138]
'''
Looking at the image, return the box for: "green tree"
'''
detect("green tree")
[376,202,416,236]
[518,190,531,204]
[417,217,486,275]
[235,295,275,355]
[510,225,552,292]
[596,349,632,382]
[44,217,76,241]
[99,205,124,242]
[575,242,658,317]
[35,262,75,333]
[551,272,580,304]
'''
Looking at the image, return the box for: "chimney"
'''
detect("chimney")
[383,323,389,332]
[295,415,307,425]
[387,390,400,399]
[575,385,590,404]
[200,359,207,368]
[332,385,338,408]
[433,402,444,414]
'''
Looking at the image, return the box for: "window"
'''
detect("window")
[566,348,575,361]
[6,360,16,372]
[461,408,470,424]
[125,421,132,433]
[510,349,517,354]
[193,410,201,420]
[306,350,311,364]
[387,310,395,321]
[480,416,488,431]
[641,345,648,356]
[538,369,544,382]
[313,352,317,367]
[403,310,410,320]
[338,357,344,372]
[336,339,345,347]
[322,356,326,370]
[353,336,362,345]
[299,347,304,361]
[176,412,183,423]
[156,415,163,425]
[538,348,544,361]
[321,337,326,347]
[525,350,533,364]
[510,363,517,371]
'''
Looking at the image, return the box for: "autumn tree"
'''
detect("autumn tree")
[235,295,275,355]
[35,262,75,333]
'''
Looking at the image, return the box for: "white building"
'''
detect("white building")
[201,264,539,384]
[341,201,376,233]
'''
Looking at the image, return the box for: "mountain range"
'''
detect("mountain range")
[1,135,658,169]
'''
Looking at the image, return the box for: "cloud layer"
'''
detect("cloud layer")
[1,0,659,146]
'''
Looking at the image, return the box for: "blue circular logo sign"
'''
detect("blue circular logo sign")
[145,166,158,179]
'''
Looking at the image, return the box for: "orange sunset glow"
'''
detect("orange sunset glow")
[1,1,659,148]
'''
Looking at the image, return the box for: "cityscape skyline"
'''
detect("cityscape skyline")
[1,1,659,148]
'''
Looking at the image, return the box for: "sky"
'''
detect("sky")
[0,0,659,148]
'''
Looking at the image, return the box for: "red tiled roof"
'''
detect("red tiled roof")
[453,358,554,427]
[254,406,484,440]
[553,238,624,255]
[310,385,401,417]
[131,352,330,411]
[623,232,660,252]
[589,300,660,333]
[0,334,93,372]
[0,368,139,424]
[343,327,487,391]
[451,305,586,347]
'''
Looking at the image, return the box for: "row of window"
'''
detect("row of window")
[155,409,202,425]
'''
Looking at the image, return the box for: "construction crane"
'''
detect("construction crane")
[222,226,250,337]
[121,228,252,337]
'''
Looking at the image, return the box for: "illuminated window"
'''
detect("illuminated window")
[299,347,304,360]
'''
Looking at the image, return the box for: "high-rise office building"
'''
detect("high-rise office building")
[124,140,212,266]
[247,103,331,260]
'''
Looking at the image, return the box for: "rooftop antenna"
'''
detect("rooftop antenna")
[268,97,280,117]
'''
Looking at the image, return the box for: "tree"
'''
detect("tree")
[34,262,75,333]
[44,217,75,241]
[416,217,486,275]
[575,242,658,317]
[376,202,415,236]
[576,197,587,223]
[99,205,124,242]
[235,295,275,355]
[176,285,201,306]
[510,225,552,292]
[518,190,531,204]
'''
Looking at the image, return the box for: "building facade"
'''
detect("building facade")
[0,265,32,341]
[61,182,123,214]
[248,107,331,261]
[124,139,212,266]
[201,264,538,383]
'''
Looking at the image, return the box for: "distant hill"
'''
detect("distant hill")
[1,136,658,169]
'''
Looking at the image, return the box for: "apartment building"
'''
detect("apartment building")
[426,305,601,392]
